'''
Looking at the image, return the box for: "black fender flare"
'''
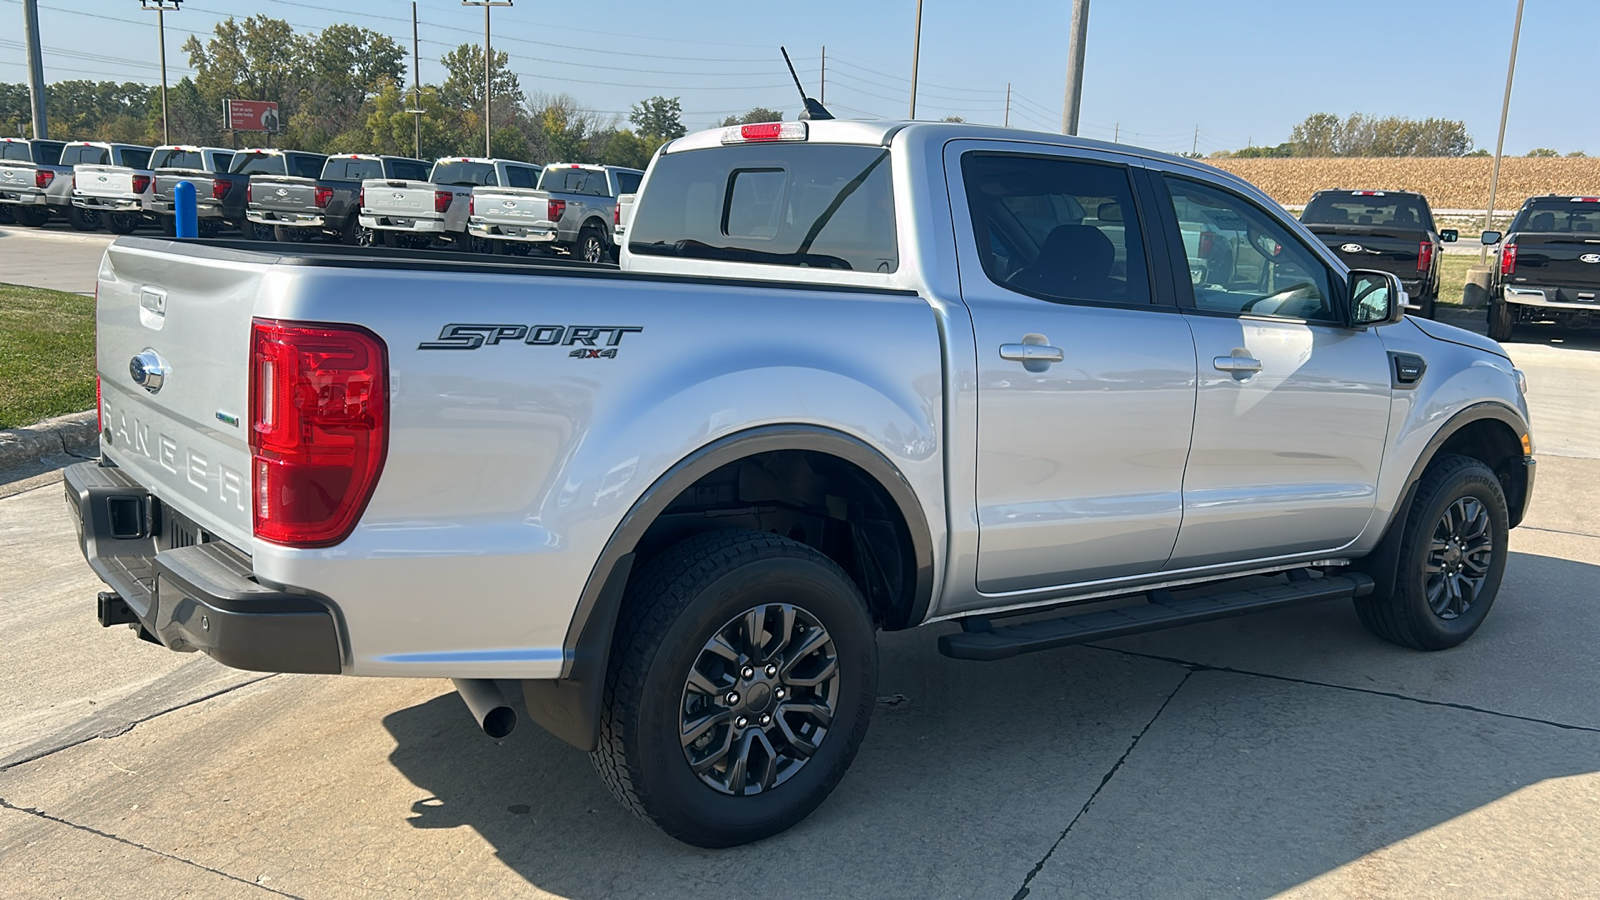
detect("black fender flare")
[523,424,936,751]
[1351,401,1532,598]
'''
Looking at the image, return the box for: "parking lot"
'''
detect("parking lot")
[2,221,1597,897]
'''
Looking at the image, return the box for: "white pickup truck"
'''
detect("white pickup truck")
[70,119,1534,847]
[360,157,535,249]
[67,141,155,234]
[464,162,551,254]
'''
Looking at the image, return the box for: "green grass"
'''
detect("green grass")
[1436,254,1487,307]
[0,283,96,428]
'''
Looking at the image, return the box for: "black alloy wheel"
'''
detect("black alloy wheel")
[1425,497,1494,619]
[680,603,842,797]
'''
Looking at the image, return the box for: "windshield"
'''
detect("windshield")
[629,144,898,273]
[539,166,611,196]
[1513,200,1600,235]
[230,152,286,176]
[430,161,498,186]
[1301,193,1431,229]
[152,149,205,170]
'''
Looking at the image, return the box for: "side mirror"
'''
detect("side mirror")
[1440,229,1459,243]
[1481,230,1503,246]
[1350,269,1407,327]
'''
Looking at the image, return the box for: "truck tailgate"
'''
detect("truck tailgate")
[251,177,318,214]
[1308,226,1422,273]
[472,187,548,225]
[154,171,213,200]
[1509,234,1600,297]
[0,162,36,192]
[97,240,265,549]
[77,165,142,197]
[362,181,436,217]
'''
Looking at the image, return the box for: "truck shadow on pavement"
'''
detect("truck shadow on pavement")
[380,550,1600,898]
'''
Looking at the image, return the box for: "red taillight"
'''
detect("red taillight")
[469,194,475,216]
[614,202,620,225]
[247,183,253,204]
[249,319,388,547]
[358,187,365,208]
[741,123,784,142]
[35,169,54,189]
[1417,240,1433,273]
[1198,231,1214,257]
[212,180,229,200]
[434,190,451,213]
[1501,243,1517,276]
[314,186,333,208]
[96,375,102,435]
[132,174,150,194]
[547,198,566,222]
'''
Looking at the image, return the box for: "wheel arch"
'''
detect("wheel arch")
[523,424,935,751]
[1352,401,1533,597]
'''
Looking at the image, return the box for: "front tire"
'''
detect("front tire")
[1487,299,1517,342]
[593,529,878,847]
[1354,454,1509,651]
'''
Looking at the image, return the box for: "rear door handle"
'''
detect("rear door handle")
[1212,354,1263,373]
[1000,343,1065,363]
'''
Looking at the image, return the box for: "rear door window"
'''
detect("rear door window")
[628,143,898,273]
[961,153,1150,305]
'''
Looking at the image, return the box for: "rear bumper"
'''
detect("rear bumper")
[247,209,326,227]
[64,461,342,675]
[1502,285,1600,310]
[0,188,48,206]
[152,197,224,218]
[73,194,147,213]
[467,220,556,242]
[360,214,445,233]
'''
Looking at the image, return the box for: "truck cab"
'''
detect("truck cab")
[359,156,527,249]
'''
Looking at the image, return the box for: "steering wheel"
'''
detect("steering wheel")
[1241,282,1317,315]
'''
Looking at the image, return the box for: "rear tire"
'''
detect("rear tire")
[593,529,878,847]
[11,206,49,227]
[1416,288,1437,319]
[579,228,607,264]
[67,206,101,232]
[104,212,140,234]
[1353,454,1509,651]
[1487,299,1517,342]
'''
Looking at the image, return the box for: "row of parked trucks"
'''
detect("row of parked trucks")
[0,137,642,261]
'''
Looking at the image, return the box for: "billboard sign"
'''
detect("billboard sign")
[225,100,280,133]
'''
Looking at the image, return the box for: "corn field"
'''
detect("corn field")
[1205,157,1600,210]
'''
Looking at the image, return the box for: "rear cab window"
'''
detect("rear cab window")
[1301,192,1432,230]
[152,149,205,170]
[289,154,325,179]
[504,165,538,189]
[539,167,611,196]
[386,159,430,182]
[323,158,385,182]
[119,148,152,169]
[628,144,898,273]
[1513,199,1600,235]
[1,141,31,162]
[34,141,66,165]
[61,145,109,166]
[231,152,287,176]
[431,161,497,186]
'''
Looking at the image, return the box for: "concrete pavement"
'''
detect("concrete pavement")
[0,224,115,294]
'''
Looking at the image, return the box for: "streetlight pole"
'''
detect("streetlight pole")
[411,1,423,159]
[139,0,182,145]
[462,0,512,158]
[23,0,49,139]
[1061,0,1090,135]
[1483,0,1525,263]
[908,0,923,119]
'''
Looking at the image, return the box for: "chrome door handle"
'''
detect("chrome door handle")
[1000,344,1064,363]
[1212,354,1263,373]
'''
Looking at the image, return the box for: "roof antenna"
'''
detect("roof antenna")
[781,46,834,121]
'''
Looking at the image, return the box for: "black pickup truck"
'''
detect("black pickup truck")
[248,153,429,243]
[1300,190,1456,318]
[216,149,328,238]
[1485,195,1600,340]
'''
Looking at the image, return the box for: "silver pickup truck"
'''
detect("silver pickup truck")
[0,137,70,227]
[150,146,234,237]
[359,156,529,249]
[537,163,643,261]
[68,120,1534,848]
[68,141,155,234]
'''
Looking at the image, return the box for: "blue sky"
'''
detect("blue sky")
[3,0,1595,155]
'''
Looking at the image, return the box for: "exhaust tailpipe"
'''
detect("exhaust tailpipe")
[452,678,517,739]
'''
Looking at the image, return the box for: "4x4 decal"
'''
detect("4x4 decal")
[419,324,642,352]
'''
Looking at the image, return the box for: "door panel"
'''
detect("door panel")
[952,147,1198,593]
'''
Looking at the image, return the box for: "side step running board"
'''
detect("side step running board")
[939,572,1374,661]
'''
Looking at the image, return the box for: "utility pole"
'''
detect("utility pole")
[1113,123,1119,142]
[139,0,182,145]
[1060,0,1090,134]
[462,0,512,158]
[820,46,826,105]
[1004,82,1011,127]
[909,0,923,119]
[1483,0,1525,264]
[22,0,48,139]
[1192,125,1199,156]
[410,1,423,158]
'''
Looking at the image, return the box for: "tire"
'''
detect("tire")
[579,228,607,264]
[104,212,141,234]
[1353,454,1509,651]
[1487,299,1517,342]
[593,529,878,847]
[339,215,362,246]
[1415,288,1436,319]
[67,206,101,232]
[0,205,12,225]
[273,224,311,243]
[198,218,221,239]
[11,206,49,227]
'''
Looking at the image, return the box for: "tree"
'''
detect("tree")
[1568,151,1588,158]
[940,115,965,123]
[183,15,309,135]
[440,43,522,127]
[599,128,658,169]
[357,80,455,158]
[718,107,784,127]
[1288,112,1471,157]
[630,96,685,141]
[1467,148,1491,157]
[1526,148,1559,157]
[293,24,406,149]
[1289,112,1342,157]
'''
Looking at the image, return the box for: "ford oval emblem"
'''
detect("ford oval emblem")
[276,187,288,196]
[1340,243,1364,254]
[503,200,516,208]
[392,192,404,199]
[1581,253,1600,264]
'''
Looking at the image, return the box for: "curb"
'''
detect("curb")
[0,410,99,471]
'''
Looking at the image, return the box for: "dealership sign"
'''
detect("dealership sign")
[225,100,280,133]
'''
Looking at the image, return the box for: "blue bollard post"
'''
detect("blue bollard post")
[174,180,198,238]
